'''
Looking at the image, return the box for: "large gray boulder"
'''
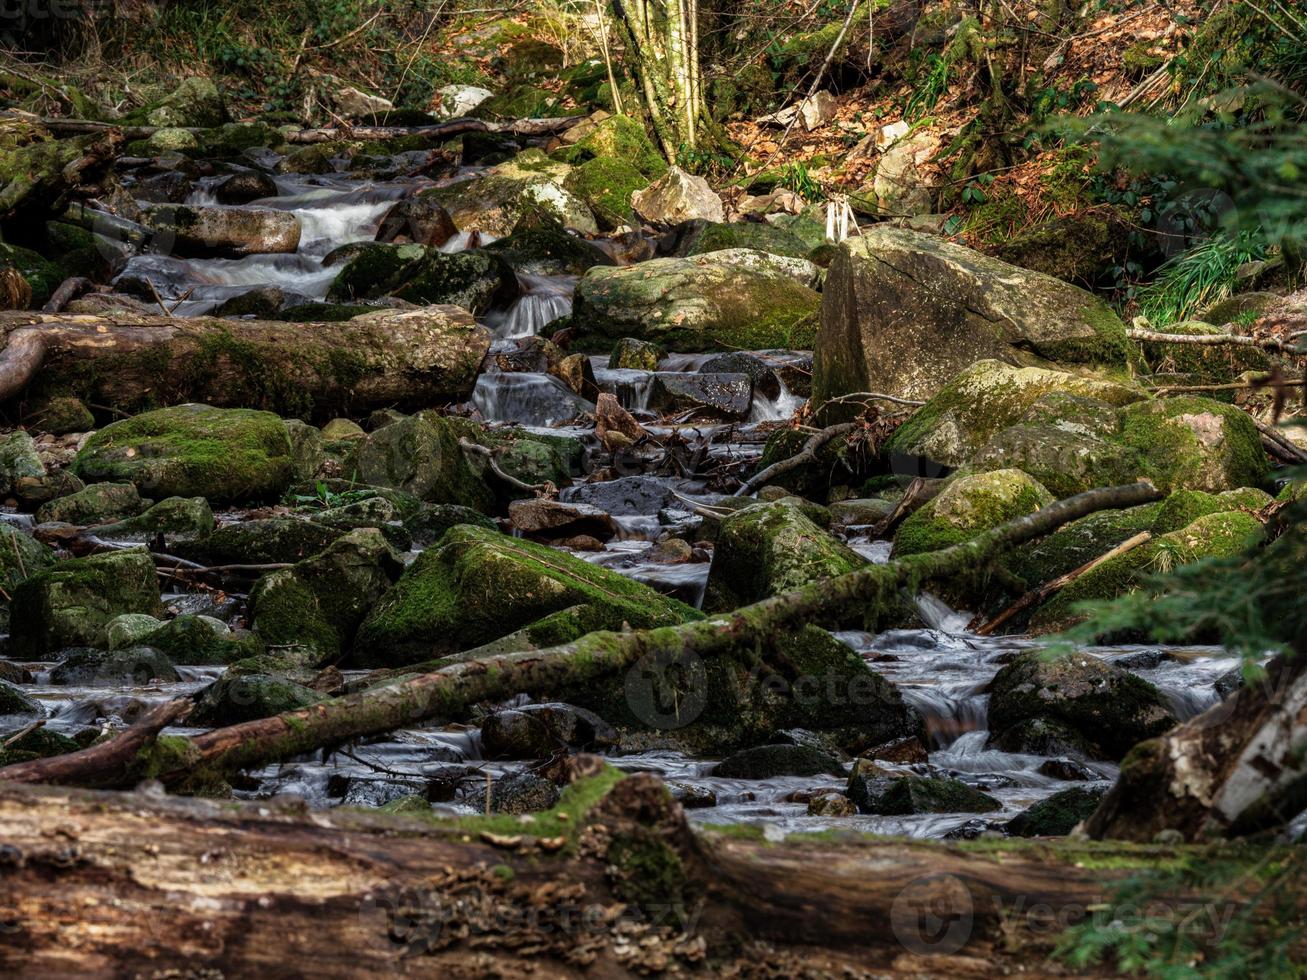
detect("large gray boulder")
[143,204,301,257]
[813,228,1134,405]
[631,166,724,225]
[418,150,597,236]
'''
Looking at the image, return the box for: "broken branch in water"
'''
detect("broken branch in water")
[734,421,859,496]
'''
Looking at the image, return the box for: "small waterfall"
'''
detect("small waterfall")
[914,593,973,633]
[439,230,498,252]
[593,367,656,412]
[489,274,576,339]
[749,376,807,422]
[471,372,594,426]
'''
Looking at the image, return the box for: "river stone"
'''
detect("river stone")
[1116,396,1268,493]
[813,228,1134,407]
[190,673,326,726]
[484,223,616,276]
[560,156,646,231]
[213,172,278,205]
[847,774,1001,815]
[673,220,812,261]
[352,524,700,667]
[607,338,664,371]
[828,498,895,526]
[0,525,56,603]
[893,469,1054,557]
[986,650,1177,760]
[490,770,561,814]
[480,702,617,759]
[48,646,179,686]
[26,396,95,435]
[404,504,497,547]
[567,249,821,352]
[143,204,301,257]
[508,498,616,542]
[419,150,598,235]
[704,499,865,611]
[328,245,517,315]
[106,613,165,650]
[1006,786,1107,837]
[9,548,163,656]
[712,743,846,779]
[250,528,404,662]
[174,518,344,566]
[651,372,753,419]
[72,404,297,505]
[97,495,217,541]
[136,614,261,666]
[374,197,457,247]
[884,360,1146,468]
[347,415,494,510]
[0,680,43,719]
[0,430,46,499]
[0,725,77,766]
[35,482,146,526]
[631,166,724,224]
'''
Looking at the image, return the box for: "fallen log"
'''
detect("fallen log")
[0,307,491,420]
[0,769,1280,977]
[0,482,1164,790]
[1127,326,1295,354]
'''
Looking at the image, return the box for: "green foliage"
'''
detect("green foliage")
[776,161,821,199]
[904,16,980,121]
[1136,231,1267,326]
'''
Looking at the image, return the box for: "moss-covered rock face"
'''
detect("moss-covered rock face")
[0,679,43,719]
[9,548,163,655]
[139,76,227,128]
[566,249,820,352]
[894,469,1054,556]
[25,396,95,435]
[175,518,344,566]
[560,157,645,231]
[884,361,1145,468]
[483,223,617,275]
[138,615,263,666]
[420,151,598,236]
[1117,396,1268,493]
[190,673,325,727]
[72,404,297,505]
[251,527,403,663]
[403,505,497,547]
[327,245,517,314]
[0,525,56,598]
[704,499,866,611]
[813,229,1135,408]
[607,337,665,371]
[1029,510,1267,634]
[0,242,63,306]
[0,430,48,501]
[971,424,1144,499]
[48,646,179,686]
[352,525,701,667]
[554,115,667,180]
[1006,786,1107,837]
[847,774,1001,815]
[1000,503,1162,598]
[673,220,813,260]
[348,416,494,510]
[1150,487,1272,534]
[35,482,146,526]
[1138,320,1272,387]
[986,651,1177,760]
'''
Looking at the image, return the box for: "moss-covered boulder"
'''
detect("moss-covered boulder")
[560,157,645,230]
[190,673,325,726]
[483,223,617,275]
[847,773,1001,815]
[566,249,820,352]
[419,150,598,235]
[347,415,494,510]
[894,469,1054,556]
[48,646,179,686]
[554,114,667,180]
[174,518,344,566]
[403,504,497,547]
[995,208,1133,287]
[970,423,1144,499]
[25,395,95,435]
[813,228,1135,407]
[0,242,63,306]
[352,525,699,667]
[327,245,516,314]
[96,496,217,540]
[1137,320,1272,386]
[0,430,47,498]
[608,337,664,371]
[1029,510,1266,633]
[1006,786,1107,837]
[35,482,146,526]
[0,725,76,765]
[72,404,297,505]
[0,525,56,612]
[672,220,812,260]
[0,680,43,719]
[987,651,1178,760]
[884,361,1145,467]
[140,76,227,128]
[1150,487,1273,534]
[704,499,866,611]
[136,614,263,666]
[250,528,403,663]
[9,548,163,655]
[1117,396,1268,493]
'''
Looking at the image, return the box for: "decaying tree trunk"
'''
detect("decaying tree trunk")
[0,482,1164,791]
[0,308,491,420]
[0,772,1261,977]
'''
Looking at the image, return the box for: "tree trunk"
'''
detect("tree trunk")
[0,482,1164,791]
[0,308,491,421]
[0,772,1256,977]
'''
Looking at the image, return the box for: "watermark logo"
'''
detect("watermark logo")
[890,873,975,955]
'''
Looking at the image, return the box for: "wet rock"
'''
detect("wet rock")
[0,526,57,620]
[608,337,665,371]
[1006,786,1107,837]
[0,680,43,719]
[990,717,1097,758]
[987,650,1177,761]
[814,229,1134,407]
[862,735,929,765]
[250,528,404,662]
[137,614,262,666]
[893,469,1053,557]
[143,204,301,257]
[213,286,288,318]
[106,613,164,650]
[0,431,47,500]
[649,537,693,564]
[560,476,680,516]
[631,166,724,225]
[175,518,343,566]
[1037,757,1101,781]
[348,415,494,510]
[25,397,94,436]
[847,774,1001,815]
[828,498,895,526]
[713,743,846,779]
[420,149,597,236]
[72,404,297,505]
[352,524,698,667]
[490,770,560,814]
[704,499,865,611]
[668,783,717,808]
[403,503,497,547]
[0,725,77,765]
[133,169,195,203]
[568,249,820,352]
[213,171,278,205]
[883,361,1145,468]
[480,702,617,759]
[48,646,179,686]
[35,482,146,526]
[328,244,516,315]
[0,662,30,684]
[484,223,615,276]
[651,372,752,419]
[807,792,856,816]
[374,198,457,247]
[9,548,163,656]
[190,673,326,726]
[508,498,616,542]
